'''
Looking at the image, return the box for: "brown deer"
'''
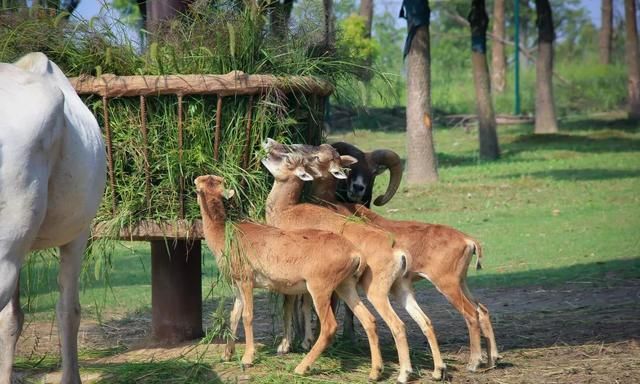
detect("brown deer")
[261,142,445,382]
[290,144,501,371]
[194,175,383,380]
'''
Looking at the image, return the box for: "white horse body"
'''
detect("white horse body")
[0,53,106,384]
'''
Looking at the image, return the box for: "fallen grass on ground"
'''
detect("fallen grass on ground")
[17,112,640,383]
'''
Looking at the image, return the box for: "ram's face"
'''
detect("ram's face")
[346,172,368,202]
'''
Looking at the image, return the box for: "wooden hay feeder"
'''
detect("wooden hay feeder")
[71,71,332,345]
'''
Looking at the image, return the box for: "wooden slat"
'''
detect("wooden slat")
[102,96,116,214]
[93,220,204,241]
[70,71,333,98]
[177,94,185,219]
[140,95,151,207]
[214,96,222,161]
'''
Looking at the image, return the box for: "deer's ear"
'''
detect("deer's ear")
[262,138,279,150]
[294,167,314,181]
[223,189,235,200]
[340,155,358,167]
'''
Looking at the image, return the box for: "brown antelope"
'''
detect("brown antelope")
[293,144,501,371]
[194,175,383,379]
[261,141,445,382]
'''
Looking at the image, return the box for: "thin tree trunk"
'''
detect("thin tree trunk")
[469,0,500,159]
[359,0,374,82]
[406,25,438,184]
[624,0,640,120]
[534,0,558,134]
[600,0,613,65]
[146,0,192,31]
[323,0,336,48]
[491,0,506,93]
[360,0,373,37]
[270,0,294,39]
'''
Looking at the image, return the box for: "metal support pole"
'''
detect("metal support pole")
[514,0,521,115]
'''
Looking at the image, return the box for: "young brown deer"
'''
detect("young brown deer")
[261,141,445,382]
[296,144,501,371]
[195,175,383,379]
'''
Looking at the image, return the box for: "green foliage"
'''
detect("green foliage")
[337,14,379,64]
[334,0,627,117]
[111,0,142,27]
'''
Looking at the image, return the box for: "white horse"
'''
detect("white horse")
[0,52,106,384]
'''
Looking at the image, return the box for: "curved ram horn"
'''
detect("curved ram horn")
[366,149,403,206]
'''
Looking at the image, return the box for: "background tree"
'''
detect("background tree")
[358,0,374,84]
[491,0,506,93]
[402,0,438,184]
[469,0,500,159]
[600,0,613,65]
[534,0,558,134]
[270,0,294,39]
[624,0,640,120]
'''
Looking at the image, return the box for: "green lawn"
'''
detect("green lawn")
[16,112,640,382]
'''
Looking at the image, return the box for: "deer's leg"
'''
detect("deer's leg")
[58,233,89,384]
[0,272,22,384]
[300,293,315,350]
[238,280,256,367]
[223,287,243,361]
[294,283,337,376]
[278,295,295,354]
[335,279,383,381]
[437,280,483,371]
[391,278,445,380]
[361,270,412,384]
[464,283,501,366]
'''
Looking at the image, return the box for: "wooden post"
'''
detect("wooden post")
[150,239,203,344]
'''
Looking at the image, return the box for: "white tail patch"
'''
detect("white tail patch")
[465,238,483,270]
[393,248,412,277]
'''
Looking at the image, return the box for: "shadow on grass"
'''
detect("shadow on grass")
[85,360,221,384]
[503,132,640,156]
[498,168,640,181]
[467,257,640,289]
[15,353,221,384]
[560,117,640,133]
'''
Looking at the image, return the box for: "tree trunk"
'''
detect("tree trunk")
[491,0,506,93]
[406,25,438,184]
[534,0,558,134]
[270,0,294,39]
[360,0,373,37]
[469,0,500,159]
[359,0,374,82]
[624,0,640,120]
[146,0,192,31]
[600,0,613,65]
[323,0,336,48]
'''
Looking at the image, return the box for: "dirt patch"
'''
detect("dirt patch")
[14,280,640,383]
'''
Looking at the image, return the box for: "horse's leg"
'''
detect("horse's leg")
[57,232,88,384]
[0,274,23,384]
